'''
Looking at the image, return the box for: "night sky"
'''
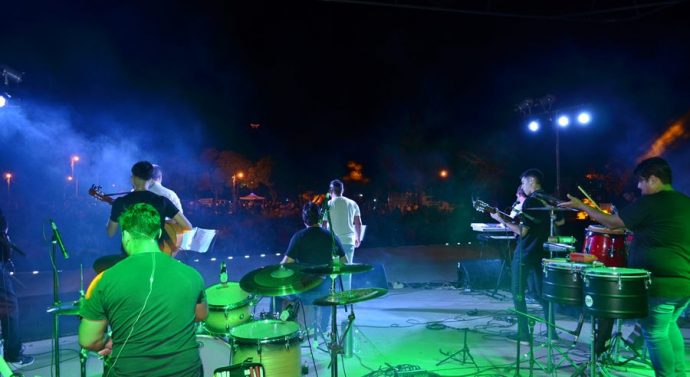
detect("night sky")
[2,0,690,202]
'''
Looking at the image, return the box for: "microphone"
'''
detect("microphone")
[49,220,69,259]
[219,261,228,284]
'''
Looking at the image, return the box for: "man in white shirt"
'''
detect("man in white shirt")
[149,164,183,214]
[322,179,362,290]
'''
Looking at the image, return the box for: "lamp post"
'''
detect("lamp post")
[232,171,244,213]
[71,155,80,197]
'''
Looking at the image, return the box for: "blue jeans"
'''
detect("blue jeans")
[641,296,690,377]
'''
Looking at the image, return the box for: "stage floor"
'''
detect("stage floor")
[14,286,688,377]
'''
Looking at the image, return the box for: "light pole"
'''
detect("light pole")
[70,155,80,197]
[232,171,244,213]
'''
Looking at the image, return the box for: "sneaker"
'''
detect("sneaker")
[7,354,34,369]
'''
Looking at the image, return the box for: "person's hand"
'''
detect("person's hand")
[558,194,585,210]
[354,238,361,248]
[98,338,113,357]
[489,212,502,223]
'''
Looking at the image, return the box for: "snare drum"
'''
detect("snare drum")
[583,267,651,319]
[205,283,253,335]
[582,225,628,267]
[542,258,594,306]
[197,335,232,377]
[230,320,302,377]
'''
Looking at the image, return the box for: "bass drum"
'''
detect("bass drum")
[197,334,233,377]
[230,320,302,377]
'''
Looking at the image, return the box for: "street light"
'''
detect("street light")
[70,155,80,197]
[232,171,244,213]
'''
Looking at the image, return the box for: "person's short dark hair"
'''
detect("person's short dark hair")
[131,161,154,181]
[302,202,322,226]
[329,179,344,195]
[520,168,544,185]
[151,164,163,181]
[119,203,161,240]
[516,185,527,198]
[634,157,672,184]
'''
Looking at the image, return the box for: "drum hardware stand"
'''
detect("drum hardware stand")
[506,308,536,377]
[539,301,579,375]
[436,327,477,368]
[46,227,69,377]
[601,319,648,367]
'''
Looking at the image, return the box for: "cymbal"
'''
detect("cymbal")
[528,206,578,212]
[47,300,82,316]
[314,287,388,306]
[240,264,323,297]
[301,263,373,275]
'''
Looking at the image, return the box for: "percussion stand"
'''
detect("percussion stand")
[542,301,579,375]
[571,316,615,377]
[602,319,647,367]
[325,274,344,377]
[46,236,64,377]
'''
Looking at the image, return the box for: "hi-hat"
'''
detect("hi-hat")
[301,262,373,275]
[240,264,323,297]
[314,287,388,306]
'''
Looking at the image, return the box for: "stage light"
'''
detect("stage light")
[0,95,6,108]
[528,120,540,132]
[577,112,591,125]
[557,115,570,127]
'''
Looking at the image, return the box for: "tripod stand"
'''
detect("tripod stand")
[437,327,477,368]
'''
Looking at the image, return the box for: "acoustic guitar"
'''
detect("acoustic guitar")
[89,184,184,256]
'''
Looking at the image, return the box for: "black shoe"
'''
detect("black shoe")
[7,354,34,369]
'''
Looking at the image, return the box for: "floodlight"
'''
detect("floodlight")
[577,112,591,125]
[528,120,540,132]
[557,115,570,127]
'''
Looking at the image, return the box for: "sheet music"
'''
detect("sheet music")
[181,227,216,253]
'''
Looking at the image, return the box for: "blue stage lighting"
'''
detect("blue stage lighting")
[577,112,591,124]
[557,115,570,127]
[0,95,6,108]
[528,120,540,132]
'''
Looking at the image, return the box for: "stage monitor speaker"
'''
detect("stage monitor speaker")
[457,259,508,291]
[351,263,389,289]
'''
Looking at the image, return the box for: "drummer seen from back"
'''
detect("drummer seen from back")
[559,156,690,377]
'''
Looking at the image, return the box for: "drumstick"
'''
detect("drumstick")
[577,185,603,211]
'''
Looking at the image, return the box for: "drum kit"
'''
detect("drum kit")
[197,261,387,377]
[540,223,651,377]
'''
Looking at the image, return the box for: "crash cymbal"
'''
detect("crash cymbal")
[528,206,578,212]
[240,264,323,297]
[314,287,388,306]
[301,262,373,275]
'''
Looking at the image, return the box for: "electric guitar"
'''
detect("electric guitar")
[89,184,184,256]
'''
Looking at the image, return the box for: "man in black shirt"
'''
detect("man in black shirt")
[561,157,690,376]
[95,161,192,272]
[281,202,347,333]
[491,169,555,342]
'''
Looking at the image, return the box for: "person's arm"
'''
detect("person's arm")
[559,194,625,229]
[172,212,193,232]
[353,215,362,248]
[106,220,119,237]
[194,301,208,322]
[489,212,528,237]
[281,255,296,264]
[78,318,109,351]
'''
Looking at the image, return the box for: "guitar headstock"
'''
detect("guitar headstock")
[89,184,113,204]
[472,199,496,214]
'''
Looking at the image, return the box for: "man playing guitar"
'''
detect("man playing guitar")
[104,161,192,261]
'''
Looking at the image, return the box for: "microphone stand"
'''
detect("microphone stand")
[46,231,64,376]
[323,196,344,377]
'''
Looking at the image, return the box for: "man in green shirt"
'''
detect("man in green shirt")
[79,203,208,376]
